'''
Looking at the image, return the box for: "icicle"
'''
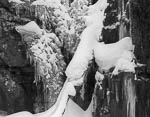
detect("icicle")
[16,5,20,17]
[29,54,33,64]
[115,84,119,103]
[34,59,38,85]
[80,84,85,100]
[26,51,29,60]
[125,78,136,117]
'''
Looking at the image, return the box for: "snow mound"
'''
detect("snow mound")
[94,37,134,73]
[15,21,43,37]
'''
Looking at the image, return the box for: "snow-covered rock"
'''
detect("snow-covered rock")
[94,37,134,73]
[112,51,135,75]
[15,21,44,37]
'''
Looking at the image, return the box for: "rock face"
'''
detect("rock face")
[0,68,35,114]
[0,2,36,114]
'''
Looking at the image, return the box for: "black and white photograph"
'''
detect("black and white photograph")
[0,0,149,117]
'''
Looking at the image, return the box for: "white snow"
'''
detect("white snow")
[65,25,96,85]
[95,71,104,82]
[65,0,108,86]
[63,98,93,117]
[112,51,135,75]
[15,21,43,37]
[94,37,134,73]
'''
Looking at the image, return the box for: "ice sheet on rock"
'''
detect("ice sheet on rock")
[94,37,134,72]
